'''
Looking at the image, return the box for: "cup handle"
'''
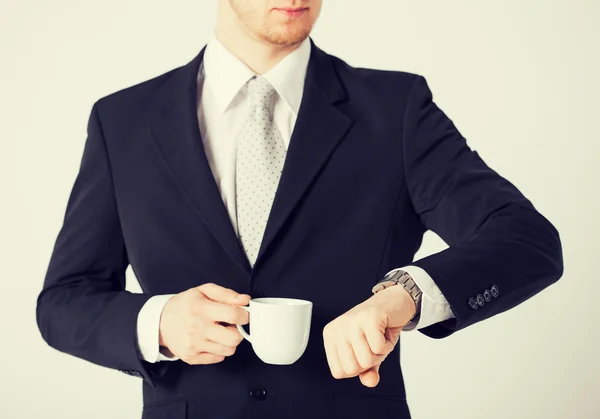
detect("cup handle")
[236,305,252,343]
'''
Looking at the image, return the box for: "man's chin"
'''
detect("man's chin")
[261,29,311,47]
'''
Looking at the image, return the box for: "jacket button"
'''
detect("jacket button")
[250,387,267,401]
[483,290,492,302]
[490,285,500,298]
[476,294,485,306]
[468,297,479,310]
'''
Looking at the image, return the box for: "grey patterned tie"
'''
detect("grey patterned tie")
[235,75,286,267]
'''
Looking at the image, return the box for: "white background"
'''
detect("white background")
[1,0,599,418]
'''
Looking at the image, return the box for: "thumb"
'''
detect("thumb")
[359,364,380,388]
[196,283,251,305]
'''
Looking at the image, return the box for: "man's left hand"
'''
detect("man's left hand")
[322,285,416,388]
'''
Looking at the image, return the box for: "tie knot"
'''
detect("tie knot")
[247,75,276,111]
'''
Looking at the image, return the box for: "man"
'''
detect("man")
[36,1,564,418]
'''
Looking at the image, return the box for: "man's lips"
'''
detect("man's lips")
[274,7,309,18]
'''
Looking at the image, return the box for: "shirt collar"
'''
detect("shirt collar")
[202,33,311,115]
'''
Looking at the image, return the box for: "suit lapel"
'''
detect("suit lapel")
[254,39,354,268]
[149,46,252,274]
[148,38,354,274]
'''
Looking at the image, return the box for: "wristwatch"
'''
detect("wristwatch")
[371,268,422,329]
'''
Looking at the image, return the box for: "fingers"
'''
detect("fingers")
[359,365,380,388]
[167,285,251,365]
[186,352,226,365]
[201,340,238,357]
[337,340,362,378]
[185,324,244,365]
[337,330,383,377]
[197,283,251,305]
[208,323,244,348]
[195,283,250,324]
[363,323,389,355]
[324,324,381,380]
[324,311,394,386]
[324,334,344,379]
[352,329,383,369]
[200,299,250,325]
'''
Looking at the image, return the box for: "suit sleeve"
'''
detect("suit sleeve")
[36,102,170,387]
[401,75,564,339]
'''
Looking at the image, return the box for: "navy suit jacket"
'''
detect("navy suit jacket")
[36,37,563,419]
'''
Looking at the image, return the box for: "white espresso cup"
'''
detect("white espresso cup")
[236,297,313,365]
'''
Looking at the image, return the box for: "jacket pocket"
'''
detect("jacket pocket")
[335,393,411,419]
[142,399,187,419]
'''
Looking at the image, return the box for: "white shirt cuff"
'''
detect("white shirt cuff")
[136,294,180,363]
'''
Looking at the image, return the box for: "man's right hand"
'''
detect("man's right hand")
[158,283,251,365]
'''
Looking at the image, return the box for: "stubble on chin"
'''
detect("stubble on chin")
[258,19,312,47]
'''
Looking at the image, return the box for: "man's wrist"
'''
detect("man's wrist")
[373,268,423,326]
[370,282,418,328]
[383,284,417,319]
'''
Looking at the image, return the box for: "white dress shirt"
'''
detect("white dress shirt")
[135,34,455,363]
